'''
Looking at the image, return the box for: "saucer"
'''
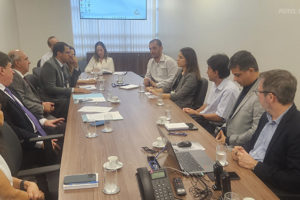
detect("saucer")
[152,141,166,148]
[156,120,165,125]
[103,161,123,170]
[109,99,121,104]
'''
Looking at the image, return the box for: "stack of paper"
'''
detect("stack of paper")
[78,106,112,113]
[113,71,127,75]
[79,85,96,90]
[120,84,139,90]
[82,111,124,122]
[164,123,189,131]
[73,93,106,103]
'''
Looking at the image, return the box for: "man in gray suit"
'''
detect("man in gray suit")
[40,42,89,118]
[8,50,54,119]
[216,50,264,146]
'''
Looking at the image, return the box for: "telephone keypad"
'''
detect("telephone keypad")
[152,178,174,200]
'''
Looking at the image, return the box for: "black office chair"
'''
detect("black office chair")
[191,78,208,109]
[0,122,62,199]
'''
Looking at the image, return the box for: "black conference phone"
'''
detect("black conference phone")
[136,167,175,200]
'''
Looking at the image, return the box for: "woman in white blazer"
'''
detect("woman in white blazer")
[85,41,115,73]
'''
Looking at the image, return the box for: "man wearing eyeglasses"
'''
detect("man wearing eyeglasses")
[232,69,300,196]
[216,50,264,146]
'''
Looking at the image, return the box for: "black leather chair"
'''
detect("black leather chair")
[191,78,208,109]
[0,122,62,199]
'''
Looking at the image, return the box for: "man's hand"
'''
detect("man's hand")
[42,102,55,113]
[231,146,244,161]
[144,78,151,86]
[25,181,45,200]
[44,118,65,127]
[150,80,157,87]
[51,139,61,152]
[216,130,226,144]
[182,108,198,115]
[237,148,258,170]
[74,88,91,94]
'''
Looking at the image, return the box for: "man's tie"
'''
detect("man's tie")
[5,87,47,136]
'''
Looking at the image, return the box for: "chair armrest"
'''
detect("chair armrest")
[29,134,64,142]
[17,164,60,177]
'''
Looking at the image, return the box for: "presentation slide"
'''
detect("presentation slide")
[80,0,147,20]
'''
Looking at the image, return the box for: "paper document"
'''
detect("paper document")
[120,84,139,90]
[73,93,105,103]
[113,71,127,75]
[82,111,123,122]
[79,85,96,90]
[165,123,189,131]
[78,106,112,113]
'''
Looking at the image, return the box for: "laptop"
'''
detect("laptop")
[157,126,214,175]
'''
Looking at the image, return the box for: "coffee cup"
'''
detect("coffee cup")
[155,137,165,146]
[111,96,119,102]
[108,156,119,168]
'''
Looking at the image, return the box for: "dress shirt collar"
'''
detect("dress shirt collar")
[13,69,24,78]
[266,105,292,124]
[55,58,64,68]
[152,53,166,64]
[0,83,5,91]
[215,78,229,91]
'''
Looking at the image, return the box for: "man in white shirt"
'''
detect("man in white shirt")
[183,54,239,134]
[40,36,58,67]
[144,39,178,89]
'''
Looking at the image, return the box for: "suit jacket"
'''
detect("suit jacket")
[244,104,300,193]
[163,69,198,108]
[0,89,39,149]
[40,57,72,100]
[226,80,264,146]
[9,71,44,119]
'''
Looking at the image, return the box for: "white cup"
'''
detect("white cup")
[158,116,168,125]
[156,137,165,146]
[103,168,120,194]
[108,156,119,168]
[216,143,228,166]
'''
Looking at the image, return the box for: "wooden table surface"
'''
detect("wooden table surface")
[58,72,279,200]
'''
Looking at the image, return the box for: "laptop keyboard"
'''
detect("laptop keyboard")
[176,151,204,173]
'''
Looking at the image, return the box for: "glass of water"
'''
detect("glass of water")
[156,91,164,106]
[102,113,113,133]
[85,121,98,138]
[224,192,240,200]
[216,143,228,166]
[103,168,120,194]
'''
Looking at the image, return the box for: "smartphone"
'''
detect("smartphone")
[206,171,240,181]
[228,172,240,180]
[186,123,198,130]
[90,120,105,126]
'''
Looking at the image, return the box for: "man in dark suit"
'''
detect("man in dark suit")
[232,69,300,195]
[8,50,54,119]
[0,51,62,150]
[40,42,89,118]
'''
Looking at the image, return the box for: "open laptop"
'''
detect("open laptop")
[157,126,214,175]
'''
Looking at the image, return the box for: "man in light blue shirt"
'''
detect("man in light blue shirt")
[232,69,300,196]
[183,54,239,134]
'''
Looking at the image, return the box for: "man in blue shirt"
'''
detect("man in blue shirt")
[232,69,300,196]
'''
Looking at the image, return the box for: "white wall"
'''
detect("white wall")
[158,0,300,106]
[0,0,20,52]
[14,0,73,69]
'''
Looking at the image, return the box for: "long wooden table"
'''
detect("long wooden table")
[58,72,279,200]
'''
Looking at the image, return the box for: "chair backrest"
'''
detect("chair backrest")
[0,122,23,176]
[192,78,208,109]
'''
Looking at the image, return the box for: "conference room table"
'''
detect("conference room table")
[58,72,279,200]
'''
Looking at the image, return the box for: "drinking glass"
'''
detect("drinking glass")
[156,91,164,106]
[103,168,120,194]
[216,143,228,166]
[224,192,240,200]
[85,121,98,138]
[102,113,113,133]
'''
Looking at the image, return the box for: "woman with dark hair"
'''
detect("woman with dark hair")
[85,41,115,73]
[148,47,201,108]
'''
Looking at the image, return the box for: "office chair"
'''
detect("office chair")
[0,122,63,199]
[192,78,208,109]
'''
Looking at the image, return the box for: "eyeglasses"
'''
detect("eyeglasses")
[254,90,275,96]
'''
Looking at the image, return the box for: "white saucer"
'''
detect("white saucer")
[109,99,120,104]
[103,161,123,170]
[156,120,165,125]
[152,141,166,148]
